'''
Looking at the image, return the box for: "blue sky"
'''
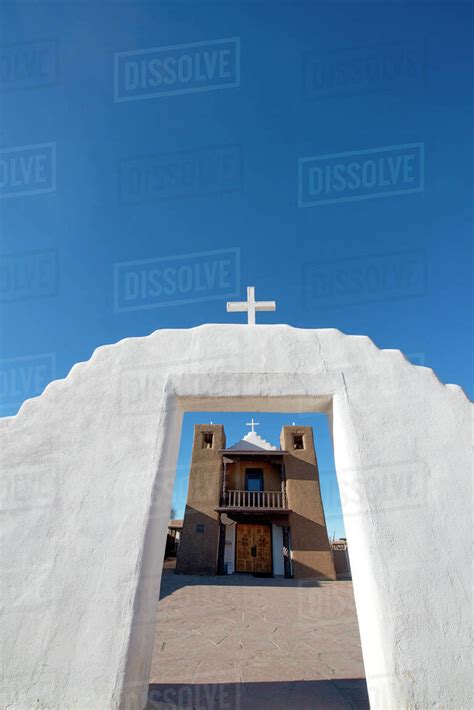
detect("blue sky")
[1,2,472,537]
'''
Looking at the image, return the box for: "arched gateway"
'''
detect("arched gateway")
[0,325,471,709]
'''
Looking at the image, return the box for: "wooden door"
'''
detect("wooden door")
[236,524,272,573]
[236,524,253,572]
[252,524,272,573]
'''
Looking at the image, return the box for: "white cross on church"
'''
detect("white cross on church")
[226,286,276,325]
[246,417,260,433]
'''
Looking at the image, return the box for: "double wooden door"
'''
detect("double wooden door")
[235,524,272,573]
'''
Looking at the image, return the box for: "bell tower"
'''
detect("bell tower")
[280,425,336,579]
[175,424,225,575]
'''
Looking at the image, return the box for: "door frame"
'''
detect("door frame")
[234,522,273,575]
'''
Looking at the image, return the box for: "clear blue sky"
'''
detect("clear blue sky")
[1,3,472,536]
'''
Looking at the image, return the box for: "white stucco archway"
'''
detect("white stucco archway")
[1,325,471,709]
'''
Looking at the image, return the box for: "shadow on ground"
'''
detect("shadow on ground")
[147,678,369,709]
[160,560,322,601]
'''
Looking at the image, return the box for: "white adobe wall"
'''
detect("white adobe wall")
[271,524,285,576]
[0,325,471,709]
[224,521,236,574]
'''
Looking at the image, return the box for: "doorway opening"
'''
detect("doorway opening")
[147,409,367,709]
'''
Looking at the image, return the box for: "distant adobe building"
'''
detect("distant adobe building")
[176,422,336,579]
[331,538,352,579]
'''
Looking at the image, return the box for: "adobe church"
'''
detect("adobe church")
[176,421,336,579]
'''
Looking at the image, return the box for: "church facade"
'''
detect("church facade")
[175,423,336,579]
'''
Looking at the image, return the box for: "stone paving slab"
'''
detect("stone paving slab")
[147,569,368,709]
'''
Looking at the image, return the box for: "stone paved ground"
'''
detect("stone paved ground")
[147,565,368,709]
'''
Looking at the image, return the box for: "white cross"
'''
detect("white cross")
[246,417,260,433]
[226,286,276,325]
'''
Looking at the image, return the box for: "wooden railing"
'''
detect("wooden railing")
[225,490,285,509]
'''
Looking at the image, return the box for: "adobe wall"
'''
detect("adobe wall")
[281,425,336,580]
[0,325,471,710]
[175,424,225,575]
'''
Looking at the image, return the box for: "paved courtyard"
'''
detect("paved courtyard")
[147,564,368,709]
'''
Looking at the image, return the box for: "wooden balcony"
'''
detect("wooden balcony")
[224,489,287,510]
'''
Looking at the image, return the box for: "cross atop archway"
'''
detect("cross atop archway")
[246,417,260,433]
[226,286,276,325]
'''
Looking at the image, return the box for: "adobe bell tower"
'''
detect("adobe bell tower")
[280,425,336,579]
[175,424,225,575]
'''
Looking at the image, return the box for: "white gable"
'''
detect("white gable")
[226,430,278,451]
[0,324,470,710]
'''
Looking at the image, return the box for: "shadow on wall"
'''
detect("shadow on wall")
[147,678,369,709]
[285,455,321,483]
[287,513,333,552]
[174,507,220,576]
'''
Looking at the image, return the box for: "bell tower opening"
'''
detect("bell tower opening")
[201,431,214,449]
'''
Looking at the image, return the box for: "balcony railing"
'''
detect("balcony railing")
[225,489,286,509]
